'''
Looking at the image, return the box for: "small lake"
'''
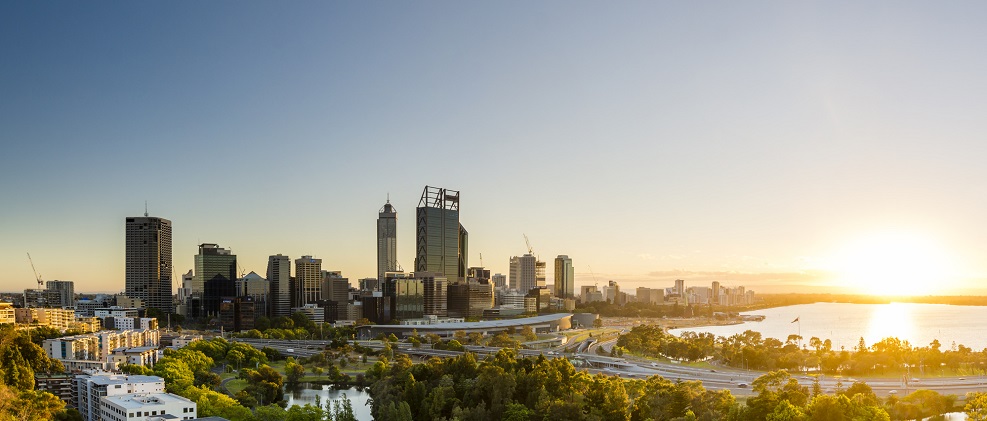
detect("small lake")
[670,302,987,351]
[284,383,373,420]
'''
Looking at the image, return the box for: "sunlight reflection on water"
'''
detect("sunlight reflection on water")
[671,303,987,351]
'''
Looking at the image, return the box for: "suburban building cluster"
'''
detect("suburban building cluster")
[581,279,756,306]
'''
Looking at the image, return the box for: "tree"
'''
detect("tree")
[966,392,987,421]
[521,326,537,342]
[593,317,604,328]
[285,358,306,384]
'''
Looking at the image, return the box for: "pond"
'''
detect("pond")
[283,383,373,420]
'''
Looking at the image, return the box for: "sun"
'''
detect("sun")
[834,232,953,296]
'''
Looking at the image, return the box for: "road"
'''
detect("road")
[231,337,987,397]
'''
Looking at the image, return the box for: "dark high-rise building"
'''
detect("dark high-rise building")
[267,255,291,318]
[419,272,448,317]
[377,198,397,281]
[220,296,255,332]
[194,243,237,318]
[415,186,467,281]
[447,279,493,319]
[360,293,392,324]
[125,216,173,314]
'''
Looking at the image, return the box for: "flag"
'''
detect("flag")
[791,317,800,323]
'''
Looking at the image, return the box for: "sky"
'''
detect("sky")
[2,2,986,295]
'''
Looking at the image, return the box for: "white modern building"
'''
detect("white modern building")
[74,373,165,421]
[100,393,197,421]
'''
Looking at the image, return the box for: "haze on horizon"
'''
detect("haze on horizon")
[2,2,986,296]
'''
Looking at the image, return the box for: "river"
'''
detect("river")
[284,384,373,420]
[669,302,987,351]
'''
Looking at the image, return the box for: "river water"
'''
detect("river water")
[669,302,987,351]
[284,384,373,420]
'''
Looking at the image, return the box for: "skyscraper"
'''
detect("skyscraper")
[509,254,545,294]
[377,198,397,281]
[125,216,173,314]
[415,186,467,281]
[554,255,574,299]
[267,255,291,318]
[294,256,322,307]
[675,279,686,298]
[193,243,237,318]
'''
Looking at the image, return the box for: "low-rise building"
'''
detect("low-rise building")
[14,307,76,330]
[74,373,165,421]
[0,302,14,324]
[100,392,197,421]
[35,374,75,406]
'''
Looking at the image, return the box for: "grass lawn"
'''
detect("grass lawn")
[225,379,248,395]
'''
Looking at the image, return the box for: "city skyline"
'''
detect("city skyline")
[3,2,987,295]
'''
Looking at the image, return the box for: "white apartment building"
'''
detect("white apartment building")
[100,393,197,421]
[74,374,165,421]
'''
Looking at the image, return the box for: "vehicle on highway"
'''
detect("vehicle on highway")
[889,390,898,395]
[650,362,658,367]
[737,383,748,388]
[286,348,294,353]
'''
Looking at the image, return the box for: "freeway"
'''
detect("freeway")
[230,337,987,397]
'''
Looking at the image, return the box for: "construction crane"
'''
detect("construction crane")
[587,265,600,288]
[523,234,533,255]
[237,262,247,279]
[27,252,43,289]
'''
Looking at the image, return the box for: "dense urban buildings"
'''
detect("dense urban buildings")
[377,198,398,280]
[554,255,574,299]
[124,215,173,314]
[415,186,468,281]
[267,254,291,318]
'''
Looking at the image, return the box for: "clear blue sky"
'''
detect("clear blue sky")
[2,1,986,295]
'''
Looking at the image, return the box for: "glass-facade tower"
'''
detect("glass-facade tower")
[193,243,237,318]
[415,186,467,281]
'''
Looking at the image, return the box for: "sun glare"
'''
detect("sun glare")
[835,232,953,296]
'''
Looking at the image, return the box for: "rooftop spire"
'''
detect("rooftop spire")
[144,201,148,217]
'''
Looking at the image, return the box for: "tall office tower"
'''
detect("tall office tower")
[509,254,546,294]
[193,244,237,318]
[415,186,467,281]
[294,256,322,307]
[675,279,686,298]
[46,280,75,308]
[711,281,721,305]
[554,255,574,299]
[417,272,448,317]
[467,267,490,283]
[377,198,397,281]
[491,273,507,289]
[125,216,173,314]
[267,255,291,318]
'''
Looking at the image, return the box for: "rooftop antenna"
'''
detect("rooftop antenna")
[144,201,148,217]
[386,192,390,204]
